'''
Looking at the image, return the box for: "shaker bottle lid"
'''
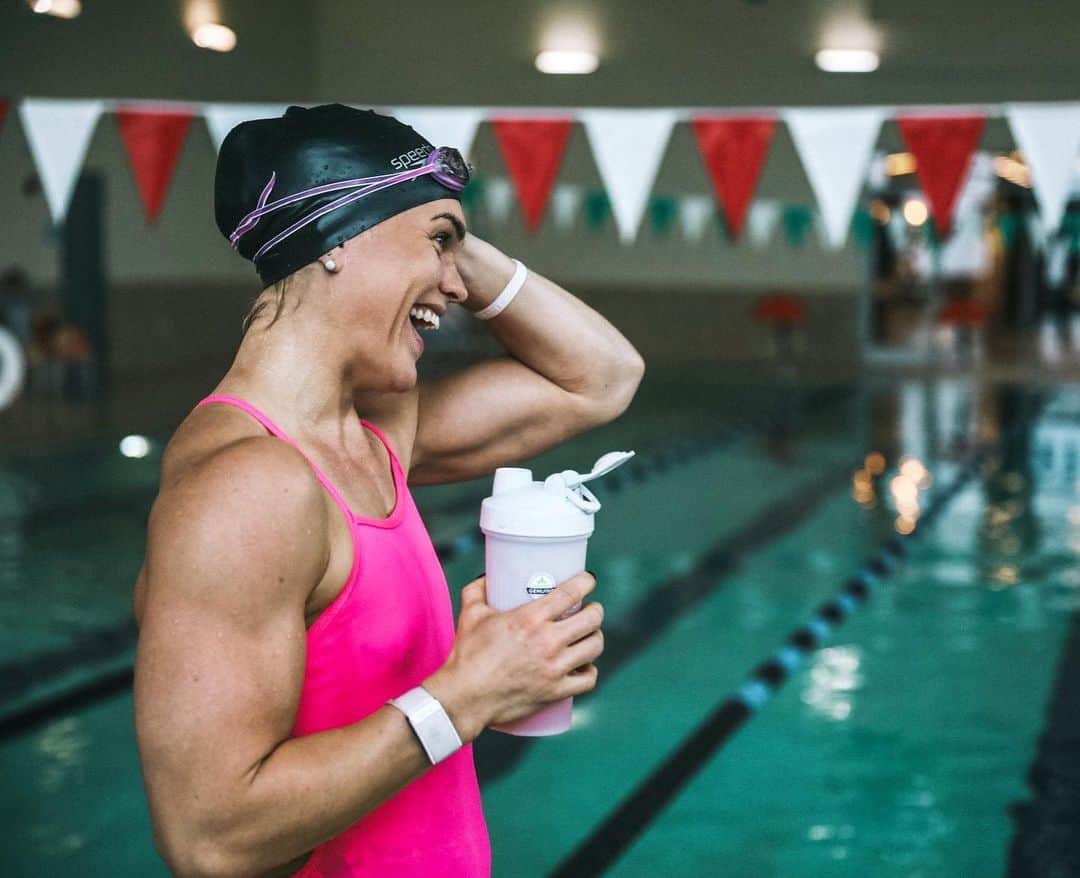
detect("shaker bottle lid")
[480,450,635,539]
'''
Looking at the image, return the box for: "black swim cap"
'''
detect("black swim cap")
[215,104,463,287]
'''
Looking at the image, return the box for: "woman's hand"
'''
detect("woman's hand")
[424,571,604,737]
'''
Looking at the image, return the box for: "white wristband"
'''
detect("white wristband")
[473,259,527,320]
[387,686,463,765]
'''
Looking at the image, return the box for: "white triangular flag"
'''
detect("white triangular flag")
[204,103,289,152]
[484,177,514,224]
[955,152,996,215]
[1006,102,1080,233]
[747,200,781,248]
[390,106,483,162]
[19,99,105,224]
[551,184,584,232]
[783,107,886,249]
[581,109,677,243]
[678,194,713,243]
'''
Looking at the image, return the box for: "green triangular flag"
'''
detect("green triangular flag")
[924,218,941,249]
[782,205,813,247]
[851,209,874,249]
[648,194,677,236]
[584,189,611,232]
[459,175,485,211]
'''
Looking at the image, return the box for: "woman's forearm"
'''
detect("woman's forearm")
[456,235,645,401]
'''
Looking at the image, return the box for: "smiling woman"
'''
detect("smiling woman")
[132,101,643,878]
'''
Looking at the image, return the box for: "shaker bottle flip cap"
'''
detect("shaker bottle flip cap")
[480,450,635,539]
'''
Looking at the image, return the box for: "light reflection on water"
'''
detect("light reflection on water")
[802,646,863,722]
[36,716,90,794]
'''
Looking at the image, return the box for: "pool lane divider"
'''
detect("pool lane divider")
[548,428,1033,878]
[475,454,854,783]
[0,427,742,740]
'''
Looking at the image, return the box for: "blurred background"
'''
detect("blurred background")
[2,1,1080,875]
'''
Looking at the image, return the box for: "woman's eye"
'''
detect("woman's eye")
[433,232,451,248]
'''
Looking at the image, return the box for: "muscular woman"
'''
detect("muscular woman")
[132,104,644,877]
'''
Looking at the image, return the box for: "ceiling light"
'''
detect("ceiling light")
[902,198,929,227]
[192,22,236,52]
[30,0,81,18]
[815,48,879,73]
[536,49,598,75]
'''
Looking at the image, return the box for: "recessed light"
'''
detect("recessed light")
[535,49,598,75]
[192,22,237,52]
[815,48,879,73]
[30,0,81,18]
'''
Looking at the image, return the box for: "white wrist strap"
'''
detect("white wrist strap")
[474,259,527,320]
[387,686,463,765]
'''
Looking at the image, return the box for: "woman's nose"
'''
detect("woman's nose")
[440,258,469,304]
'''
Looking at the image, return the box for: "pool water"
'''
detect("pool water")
[0,375,1075,876]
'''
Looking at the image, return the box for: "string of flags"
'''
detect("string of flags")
[2,97,1079,252]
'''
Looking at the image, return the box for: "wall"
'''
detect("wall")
[1,0,1076,379]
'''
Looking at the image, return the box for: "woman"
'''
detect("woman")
[132,104,644,876]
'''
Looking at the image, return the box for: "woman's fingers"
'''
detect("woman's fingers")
[553,600,604,647]
[560,663,599,698]
[460,575,487,609]
[557,629,604,676]
[534,571,596,622]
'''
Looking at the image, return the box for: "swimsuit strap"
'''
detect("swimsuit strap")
[195,393,358,521]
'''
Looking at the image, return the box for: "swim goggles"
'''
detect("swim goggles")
[229,145,472,263]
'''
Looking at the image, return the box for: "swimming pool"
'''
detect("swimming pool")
[0,374,1074,876]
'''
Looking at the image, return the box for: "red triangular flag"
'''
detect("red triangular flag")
[692,117,776,239]
[0,100,8,136]
[896,114,985,237]
[116,108,194,223]
[492,118,573,232]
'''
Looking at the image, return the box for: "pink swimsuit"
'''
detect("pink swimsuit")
[195,395,491,877]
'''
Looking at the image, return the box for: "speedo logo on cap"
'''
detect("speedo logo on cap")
[390,144,434,171]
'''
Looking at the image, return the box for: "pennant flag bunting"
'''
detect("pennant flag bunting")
[458,175,484,211]
[390,106,484,162]
[691,117,776,239]
[491,118,573,232]
[20,98,105,224]
[678,194,713,243]
[897,113,985,238]
[648,194,678,236]
[953,152,996,224]
[747,200,782,248]
[583,189,611,231]
[204,103,289,152]
[483,177,514,224]
[782,204,815,247]
[551,183,584,232]
[784,107,886,249]
[581,109,677,243]
[852,209,875,249]
[116,108,193,223]
[1006,102,1080,234]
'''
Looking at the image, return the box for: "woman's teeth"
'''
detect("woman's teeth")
[409,305,440,331]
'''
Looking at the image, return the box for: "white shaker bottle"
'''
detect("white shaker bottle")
[479,450,635,736]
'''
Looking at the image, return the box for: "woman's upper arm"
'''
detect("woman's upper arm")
[133,438,329,858]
